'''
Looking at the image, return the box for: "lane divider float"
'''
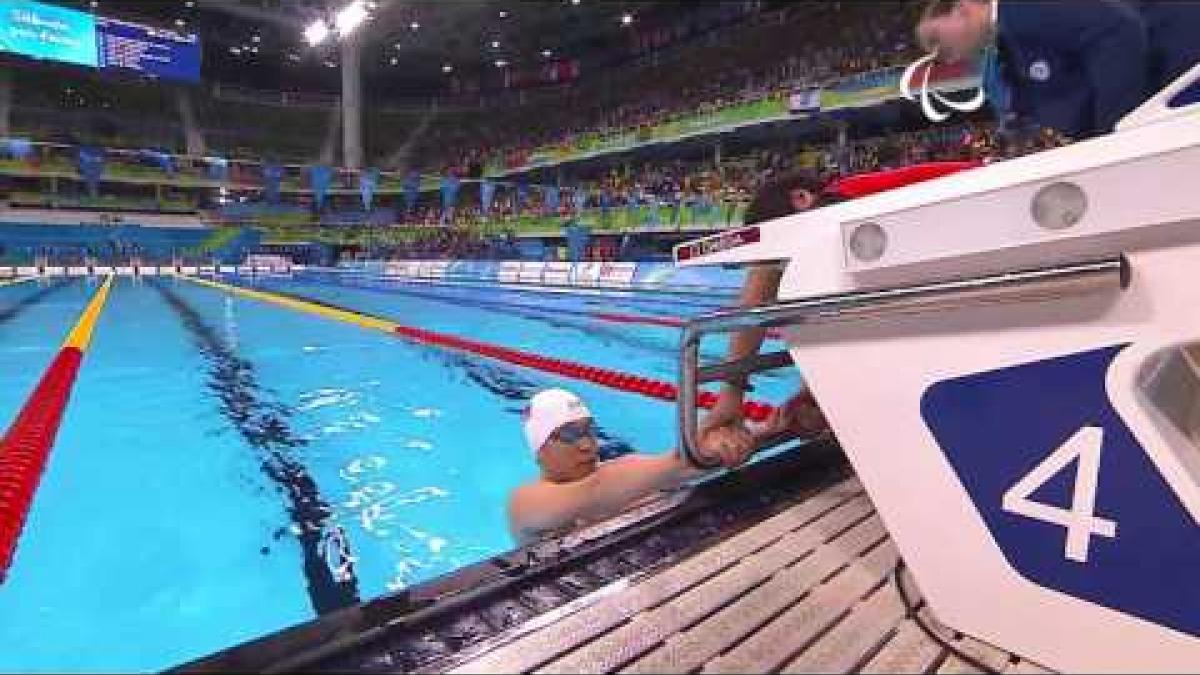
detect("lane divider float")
[180,275,777,422]
[0,275,114,582]
[0,278,35,289]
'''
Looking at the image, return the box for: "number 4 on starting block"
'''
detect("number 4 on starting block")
[922,345,1200,638]
[1002,425,1117,563]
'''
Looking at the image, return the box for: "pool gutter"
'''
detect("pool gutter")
[172,440,850,673]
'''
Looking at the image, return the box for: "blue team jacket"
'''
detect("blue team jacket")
[993,0,1200,138]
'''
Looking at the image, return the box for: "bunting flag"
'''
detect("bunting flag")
[403,171,421,215]
[480,179,496,215]
[2,138,33,161]
[206,156,229,182]
[140,149,176,177]
[564,222,591,263]
[440,173,461,223]
[310,165,333,210]
[76,146,106,197]
[359,168,380,210]
[515,179,529,214]
[262,163,284,204]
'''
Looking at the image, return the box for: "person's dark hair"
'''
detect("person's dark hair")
[743,171,828,225]
[921,0,960,21]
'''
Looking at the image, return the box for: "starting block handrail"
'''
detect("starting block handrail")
[678,256,1131,469]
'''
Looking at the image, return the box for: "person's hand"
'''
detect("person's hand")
[760,389,830,441]
[698,386,754,464]
[701,385,747,435]
[694,424,756,469]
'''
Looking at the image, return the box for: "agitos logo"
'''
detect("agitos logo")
[900,51,987,123]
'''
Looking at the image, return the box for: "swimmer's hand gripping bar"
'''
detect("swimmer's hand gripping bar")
[678,257,1131,469]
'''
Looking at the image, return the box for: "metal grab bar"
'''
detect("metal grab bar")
[678,256,1131,469]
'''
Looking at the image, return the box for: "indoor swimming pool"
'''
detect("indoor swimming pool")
[0,273,802,672]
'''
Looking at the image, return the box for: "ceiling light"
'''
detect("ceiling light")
[175,18,186,27]
[287,52,301,62]
[390,57,399,66]
[251,34,262,43]
[250,46,259,54]
[304,19,330,46]
[184,0,194,6]
[571,0,580,5]
[541,49,552,57]
[325,60,338,68]
[89,0,97,7]
[409,21,420,30]
[495,59,508,68]
[335,1,369,36]
[442,64,453,73]
[499,10,508,18]
[229,46,242,55]
[491,40,500,48]
[621,13,633,25]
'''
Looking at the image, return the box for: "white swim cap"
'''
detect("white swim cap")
[523,388,592,456]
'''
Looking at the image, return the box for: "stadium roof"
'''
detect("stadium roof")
[59,0,727,96]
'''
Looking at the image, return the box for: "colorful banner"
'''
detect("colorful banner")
[821,66,905,110]
[513,96,788,171]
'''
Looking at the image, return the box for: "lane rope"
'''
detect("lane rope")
[0,278,35,289]
[318,273,781,337]
[0,275,114,582]
[179,275,778,422]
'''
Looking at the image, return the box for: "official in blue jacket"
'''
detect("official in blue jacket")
[916,0,1200,139]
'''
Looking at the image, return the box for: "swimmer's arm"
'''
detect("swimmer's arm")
[509,452,700,541]
[510,426,786,542]
[715,263,784,409]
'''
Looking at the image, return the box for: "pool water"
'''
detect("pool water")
[0,275,802,672]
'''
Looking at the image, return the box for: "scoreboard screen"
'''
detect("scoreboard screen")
[0,0,97,67]
[96,16,201,83]
[0,0,201,83]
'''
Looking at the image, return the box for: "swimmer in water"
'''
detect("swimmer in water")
[507,388,802,544]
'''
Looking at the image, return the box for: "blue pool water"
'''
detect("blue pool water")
[0,274,801,672]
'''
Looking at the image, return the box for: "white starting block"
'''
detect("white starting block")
[675,67,1200,673]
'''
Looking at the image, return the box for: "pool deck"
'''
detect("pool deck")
[442,478,1053,675]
